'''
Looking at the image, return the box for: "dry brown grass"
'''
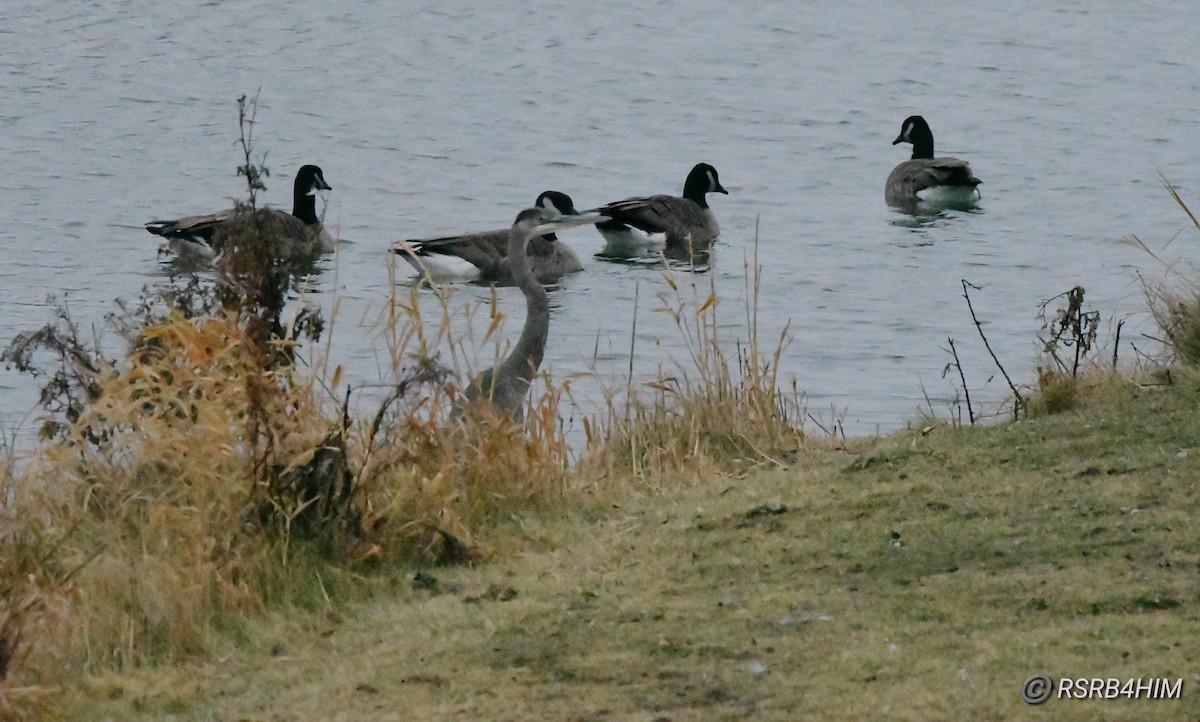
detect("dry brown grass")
[0,270,598,685]
[580,242,806,486]
[1130,175,1200,366]
[1144,280,1200,365]
[47,369,1200,721]
[0,210,600,718]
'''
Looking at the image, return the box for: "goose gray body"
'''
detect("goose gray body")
[396,191,585,285]
[146,164,334,258]
[886,116,981,209]
[464,206,605,418]
[590,163,728,260]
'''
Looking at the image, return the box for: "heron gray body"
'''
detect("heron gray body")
[463,206,605,417]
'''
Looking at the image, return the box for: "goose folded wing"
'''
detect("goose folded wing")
[145,208,238,241]
[923,159,980,187]
[594,195,698,234]
[401,229,507,270]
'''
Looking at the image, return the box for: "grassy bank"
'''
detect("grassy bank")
[50,370,1200,721]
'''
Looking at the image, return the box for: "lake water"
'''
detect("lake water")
[3,0,1199,451]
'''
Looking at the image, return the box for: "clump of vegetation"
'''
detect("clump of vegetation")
[0,302,115,442]
[341,274,578,565]
[1146,280,1200,364]
[1027,285,1106,415]
[1029,365,1080,414]
[1131,176,1200,365]
[581,241,806,483]
[1038,285,1102,379]
[0,97,350,717]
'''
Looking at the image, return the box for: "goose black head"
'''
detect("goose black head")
[893,116,934,159]
[682,162,729,206]
[536,190,579,216]
[296,164,333,195]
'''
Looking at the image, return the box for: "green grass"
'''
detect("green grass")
[50,371,1200,721]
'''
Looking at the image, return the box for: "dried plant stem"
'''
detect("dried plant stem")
[961,279,1025,418]
[1160,171,1200,231]
[627,280,640,476]
[1112,319,1124,369]
[946,337,974,425]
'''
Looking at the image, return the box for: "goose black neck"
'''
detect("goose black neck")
[682,177,711,209]
[910,131,935,160]
[292,182,320,225]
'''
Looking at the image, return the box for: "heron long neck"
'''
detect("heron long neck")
[500,232,549,385]
[292,181,320,225]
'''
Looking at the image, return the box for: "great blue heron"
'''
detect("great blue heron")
[886,116,981,210]
[395,191,588,285]
[462,205,606,417]
[145,164,334,258]
[589,162,728,260]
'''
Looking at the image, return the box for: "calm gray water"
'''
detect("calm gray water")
[3,0,1199,449]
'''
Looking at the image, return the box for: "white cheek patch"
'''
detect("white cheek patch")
[707,169,717,191]
[541,196,557,212]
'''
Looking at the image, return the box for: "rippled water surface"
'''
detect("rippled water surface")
[3,1,1199,446]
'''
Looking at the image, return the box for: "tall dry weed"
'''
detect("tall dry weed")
[1131,175,1200,365]
[581,234,806,483]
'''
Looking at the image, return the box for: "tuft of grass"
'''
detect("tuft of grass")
[581,236,807,484]
[351,259,579,562]
[1029,368,1080,415]
[1144,280,1200,365]
[1131,175,1200,365]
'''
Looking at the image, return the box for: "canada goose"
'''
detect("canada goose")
[463,206,606,418]
[146,164,334,258]
[886,116,981,209]
[394,191,587,285]
[590,162,728,260]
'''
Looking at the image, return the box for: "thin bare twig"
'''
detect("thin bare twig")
[961,279,1025,418]
[806,412,832,437]
[1112,319,1124,370]
[946,337,975,424]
